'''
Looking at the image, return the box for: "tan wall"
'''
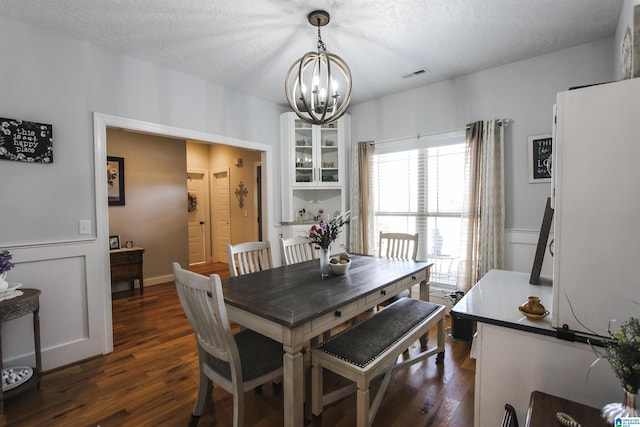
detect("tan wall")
[106,135,262,283]
[107,129,189,282]
[186,141,211,170]
[209,145,261,245]
[187,141,263,257]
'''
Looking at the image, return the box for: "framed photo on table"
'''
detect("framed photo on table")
[528,134,552,183]
[109,235,121,250]
[107,156,125,206]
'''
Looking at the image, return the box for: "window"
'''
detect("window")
[372,131,465,287]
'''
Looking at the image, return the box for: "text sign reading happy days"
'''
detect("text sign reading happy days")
[0,117,53,163]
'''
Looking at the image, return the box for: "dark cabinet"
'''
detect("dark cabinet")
[110,247,144,295]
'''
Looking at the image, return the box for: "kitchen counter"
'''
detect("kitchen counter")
[455,269,620,427]
[451,269,554,336]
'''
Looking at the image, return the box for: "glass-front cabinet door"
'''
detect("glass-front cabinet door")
[293,120,314,184]
[289,115,344,187]
[319,123,339,184]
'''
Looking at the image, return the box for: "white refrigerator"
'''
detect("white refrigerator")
[552,77,640,338]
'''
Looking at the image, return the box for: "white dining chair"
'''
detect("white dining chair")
[280,237,317,266]
[378,232,419,308]
[379,232,419,261]
[172,262,283,427]
[227,241,273,277]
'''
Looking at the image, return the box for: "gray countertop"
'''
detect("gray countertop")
[451,269,555,336]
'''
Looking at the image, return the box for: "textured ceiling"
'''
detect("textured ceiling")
[0,0,624,107]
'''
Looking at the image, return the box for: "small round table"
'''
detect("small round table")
[0,289,42,416]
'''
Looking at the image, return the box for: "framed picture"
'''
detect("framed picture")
[528,134,552,183]
[107,156,125,206]
[109,235,121,250]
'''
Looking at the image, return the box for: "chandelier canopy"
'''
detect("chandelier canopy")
[285,10,352,125]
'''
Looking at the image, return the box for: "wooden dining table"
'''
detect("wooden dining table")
[222,254,432,427]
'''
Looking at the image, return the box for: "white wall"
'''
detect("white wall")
[0,17,284,246]
[349,38,615,232]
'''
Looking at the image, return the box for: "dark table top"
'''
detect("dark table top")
[222,254,431,328]
[526,390,607,427]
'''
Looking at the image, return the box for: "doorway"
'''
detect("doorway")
[212,168,231,263]
[256,164,263,241]
[187,170,210,266]
[95,113,274,354]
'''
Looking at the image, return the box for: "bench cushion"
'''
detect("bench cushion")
[314,298,440,368]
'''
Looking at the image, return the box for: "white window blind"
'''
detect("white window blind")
[372,131,465,286]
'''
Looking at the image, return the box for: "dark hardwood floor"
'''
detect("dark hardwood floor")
[3,263,475,427]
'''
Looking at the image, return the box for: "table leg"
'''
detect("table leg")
[436,316,445,364]
[33,309,42,389]
[419,278,430,348]
[283,344,305,427]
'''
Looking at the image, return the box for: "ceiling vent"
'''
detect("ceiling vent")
[402,68,429,78]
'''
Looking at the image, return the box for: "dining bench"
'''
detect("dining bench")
[311,297,446,427]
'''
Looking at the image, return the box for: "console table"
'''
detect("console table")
[526,390,607,427]
[0,289,42,416]
[110,247,145,295]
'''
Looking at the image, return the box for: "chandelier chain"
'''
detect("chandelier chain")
[316,25,326,52]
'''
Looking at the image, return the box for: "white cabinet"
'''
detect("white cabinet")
[282,112,345,187]
[280,112,349,224]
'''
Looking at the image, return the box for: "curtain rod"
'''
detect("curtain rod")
[465,118,510,129]
[371,127,465,146]
[371,119,509,146]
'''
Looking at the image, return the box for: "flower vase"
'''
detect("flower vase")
[601,389,639,425]
[319,248,330,278]
[0,272,8,290]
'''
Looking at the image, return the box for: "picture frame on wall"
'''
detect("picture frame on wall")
[528,134,552,183]
[109,235,121,250]
[107,156,125,206]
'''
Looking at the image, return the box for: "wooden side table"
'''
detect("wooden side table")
[526,390,607,427]
[0,289,42,416]
[110,247,145,295]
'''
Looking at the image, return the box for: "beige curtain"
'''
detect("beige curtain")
[457,120,505,291]
[349,141,374,254]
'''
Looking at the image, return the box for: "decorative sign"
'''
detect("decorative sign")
[107,156,125,206]
[528,134,552,183]
[0,117,53,163]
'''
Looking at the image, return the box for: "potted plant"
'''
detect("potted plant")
[597,317,640,424]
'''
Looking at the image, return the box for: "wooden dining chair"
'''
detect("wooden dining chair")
[280,237,317,266]
[378,232,419,307]
[227,241,273,277]
[172,263,283,427]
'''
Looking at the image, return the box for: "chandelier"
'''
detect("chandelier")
[285,10,352,125]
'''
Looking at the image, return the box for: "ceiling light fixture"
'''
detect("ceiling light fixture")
[285,10,352,125]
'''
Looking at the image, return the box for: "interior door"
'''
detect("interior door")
[187,171,209,266]
[212,169,231,263]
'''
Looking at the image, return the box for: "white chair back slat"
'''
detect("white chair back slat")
[280,237,317,266]
[379,232,419,261]
[227,241,273,277]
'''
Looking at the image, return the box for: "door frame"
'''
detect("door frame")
[211,167,231,263]
[93,112,274,353]
[187,168,211,266]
